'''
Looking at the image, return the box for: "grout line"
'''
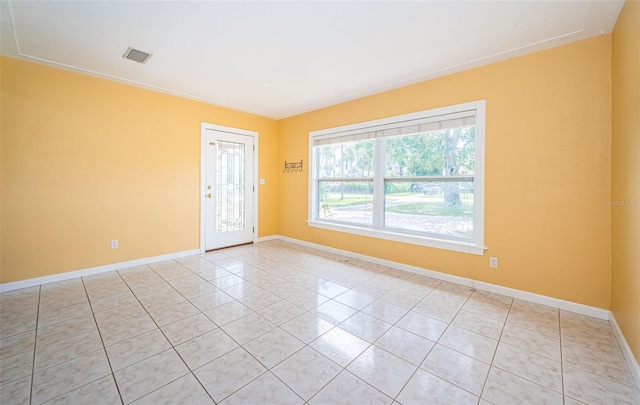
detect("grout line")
[80,276,125,405]
[28,285,41,405]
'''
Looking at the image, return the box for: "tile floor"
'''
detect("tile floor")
[1,240,638,405]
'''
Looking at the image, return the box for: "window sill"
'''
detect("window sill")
[307,220,485,255]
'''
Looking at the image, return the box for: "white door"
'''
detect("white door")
[204,128,255,251]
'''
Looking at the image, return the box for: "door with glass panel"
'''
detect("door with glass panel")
[204,129,254,250]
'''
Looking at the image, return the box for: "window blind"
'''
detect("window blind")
[313,109,476,146]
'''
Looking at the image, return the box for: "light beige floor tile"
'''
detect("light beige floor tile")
[0,375,31,405]
[153,265,194,281]
[452,309,505,340]
[38,301,93,328]
[286,273,326,289]
[222,282,263,299]
[221,312,277,344]
[396,311,448,341]
[285,290,329,311]
[493,342,562,392]
[563,365,640,405]
[563,396,588,405]
[407,274,442,289]
[106,328,171,371]
[438,325,498,363]
[347,345,416,398]
[137,290,187,313]
[272,346,341,401]
[35,328,104,372]
[562,337,636,387]
[374,326,435,366]
[3,240,638,405]
[244,328,304,368]
[114,348,189,404]
[160,313,217,345]
[361,300,408,324]
[175,328,238,370]
[507,301,559,339]
[32,349,111,405]
[98,313,158,347]
[339,312,391,343]
[169,277,218,299]
[43,375,121,405]
[264,281,307,299]
[420,344,489,396]
[397,369,478,405]
[223,371,303,405]
[212,274,245,290]
[239,290,282,311]
[499,322,560,361]
[89,291,138,313]
[313,281,349,299]
[281,312,334,344]
[194,347,267,402]
[312,301,357,325]
[204,300,253,326]
[132,373,213,405]
[0,330,35,360]
[191,266,231,280]
[462,292,512,321]
[189,290,235,312]
[310,327,370,367]
[147,300,200,326]
[0,314,37,338]
[412,297,462,323]
[38,291,88,313]
[334,290,375,310]
[309,370,392,405]
[94,302,147,328]
[258,300,306,325]
[482,367,563,405]
[379,289,423,309]
[36,314,97,347]
[560,310,613,334]
[126,281,175,299]
[0,349,33,385]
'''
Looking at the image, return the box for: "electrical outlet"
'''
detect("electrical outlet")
[489,256,498,268]
[111,239,118,249]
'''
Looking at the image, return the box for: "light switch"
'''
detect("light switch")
[259,178,265,185]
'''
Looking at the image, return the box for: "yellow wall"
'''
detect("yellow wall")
[611,0,640,363]
[0,56,278,283]
[278,36,613,309]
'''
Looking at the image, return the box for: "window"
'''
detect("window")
[308,100,485,254]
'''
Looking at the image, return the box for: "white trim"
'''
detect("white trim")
[271,235,610,320]
[307,220,485,255]
[200,122,259,254]
[256,235,280,243]
[0,249,200,293]
[610,313,640,389]
[307,100,486,255]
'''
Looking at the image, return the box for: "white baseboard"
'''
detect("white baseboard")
[273,235,610,320]
[610,313,640,389]
[256,235,280,243]
[0,249,201,292]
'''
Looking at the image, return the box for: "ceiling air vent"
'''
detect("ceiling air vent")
[122,47,152,64]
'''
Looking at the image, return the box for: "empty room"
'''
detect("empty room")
[1,1,639,404]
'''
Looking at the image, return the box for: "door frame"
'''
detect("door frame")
[200,122,259,253]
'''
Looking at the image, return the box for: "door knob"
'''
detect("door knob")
[206,193,212,198]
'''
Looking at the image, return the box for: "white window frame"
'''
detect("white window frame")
[308,100,486,255]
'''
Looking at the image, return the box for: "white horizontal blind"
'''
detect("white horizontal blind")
[313,110,476,146]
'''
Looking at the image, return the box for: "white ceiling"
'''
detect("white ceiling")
[1,0,624,119]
